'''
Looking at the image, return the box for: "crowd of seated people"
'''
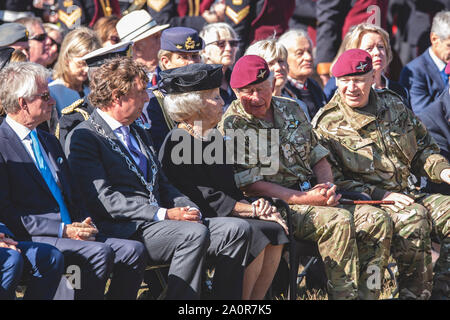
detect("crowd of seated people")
[0,2,448,301]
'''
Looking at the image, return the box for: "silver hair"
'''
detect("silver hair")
[200,22,238,45]
[244,39,288,64]
[164,90,212,122]
[431,11,450,40]
[0,62,51,114]
[277,29,312,51]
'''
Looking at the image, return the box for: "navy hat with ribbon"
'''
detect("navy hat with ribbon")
[160,27,204,53]
[158,63,223,94]
[0,47,14,70]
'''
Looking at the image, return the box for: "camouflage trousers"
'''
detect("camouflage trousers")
[290,204,392,300]
[421,193,450,299]
[384,201,433,300]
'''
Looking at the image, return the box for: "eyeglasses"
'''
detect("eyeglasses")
[28,33,48,42]
[32,91,51,102]
[205,40,240,49]
[48,37,61,50]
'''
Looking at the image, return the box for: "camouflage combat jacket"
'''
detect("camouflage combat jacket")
[218,96,330,189]
[312,89,450,200]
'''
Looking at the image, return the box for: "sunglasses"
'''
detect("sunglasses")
[206,40,240,48]
[48,37,61,50]
[33,91,51,102]
[28,33,48,42]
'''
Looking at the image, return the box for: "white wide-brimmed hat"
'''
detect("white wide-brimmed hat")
[116,10,169,43]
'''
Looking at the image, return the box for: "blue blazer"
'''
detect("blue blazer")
[418,88,450,161]
[0,121,87,240]
[399,48,447,114]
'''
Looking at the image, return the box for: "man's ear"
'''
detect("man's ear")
[111,89,121,105]
[160,55,170,70]
[430,32,440,47]
[18,97,27,110]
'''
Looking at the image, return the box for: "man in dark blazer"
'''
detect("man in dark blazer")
[0,62,147,300]
[399,10,450,114]
[65,57,251,300]
[418,81,450,195]
[0,222,65,299]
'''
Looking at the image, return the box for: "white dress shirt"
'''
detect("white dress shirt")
[6,116,65,237]
[429,47,447,72]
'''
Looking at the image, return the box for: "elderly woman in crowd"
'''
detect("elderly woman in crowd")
[158,63,289,300]
[49,27,101,116]
[323,23,410,106]
[200,23,239,111]
[93,15,121,47]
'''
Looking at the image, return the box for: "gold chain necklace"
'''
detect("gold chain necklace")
[180,122,208,141]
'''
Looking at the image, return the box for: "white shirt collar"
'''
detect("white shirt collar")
[5,115,32,140]
[96,108,127,132]
[428,47,446,72]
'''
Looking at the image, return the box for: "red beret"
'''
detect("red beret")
[230,55,270,89]
[332,49,373,78]
[445,62,450,75]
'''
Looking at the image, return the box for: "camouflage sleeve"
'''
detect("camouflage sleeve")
[221,115,267,188]
[313,126,386,199]
[408,108,450,182]
[309,128,330,168]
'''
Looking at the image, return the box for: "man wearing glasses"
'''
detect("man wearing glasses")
[0,62,147,300]
[15,16,53,67]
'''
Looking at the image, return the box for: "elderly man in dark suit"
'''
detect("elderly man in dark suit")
[400,11,450,114]
[0,61,147,300]
[65,57,251,300]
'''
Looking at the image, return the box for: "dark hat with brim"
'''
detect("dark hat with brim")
[81,41,133,68]
[0,47,14,70]
[160,27,204,53]
[158,63,223,94]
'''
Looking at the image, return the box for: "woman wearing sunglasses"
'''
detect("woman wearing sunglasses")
[93,15,121,48]
[200,23,239,112]
[49,27,101,117]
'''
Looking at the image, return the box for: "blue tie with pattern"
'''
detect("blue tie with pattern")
[119,126,148,180]
[29,130,72,224]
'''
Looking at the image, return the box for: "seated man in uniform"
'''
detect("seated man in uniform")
[218,55,394,300]
[313,49,450,300]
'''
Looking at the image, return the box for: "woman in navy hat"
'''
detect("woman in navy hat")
[158,63,289,300]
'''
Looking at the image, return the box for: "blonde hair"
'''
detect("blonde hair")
[345,23,393,66]
[10,49,28,63]
[53,27,101,84]
[244,38,287,64]
[93,15,119,45]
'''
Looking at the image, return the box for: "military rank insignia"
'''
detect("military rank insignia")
[225,4,250,25]
[147,0,169,12]
[175,36,202,50]
[58,0,82,29]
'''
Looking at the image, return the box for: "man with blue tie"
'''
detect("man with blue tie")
[400,10,450,114]
[0,222,65,299]
[0,62,147,300]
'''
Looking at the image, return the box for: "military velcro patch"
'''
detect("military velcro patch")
[147,0,169,12]
[225,5,250,25]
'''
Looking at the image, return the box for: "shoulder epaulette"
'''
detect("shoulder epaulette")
[61,98,85,115]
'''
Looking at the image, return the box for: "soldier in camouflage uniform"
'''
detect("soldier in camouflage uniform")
[313,49,450,300]
[218,55,394,300]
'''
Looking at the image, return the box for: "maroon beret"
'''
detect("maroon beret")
[230,55,270,89]
[332,48,373,78]
[445,62,450,75]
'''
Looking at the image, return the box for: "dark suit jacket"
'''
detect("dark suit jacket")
[418,88,450,160]
[0,121,87,241]
[284,77,327,120]
[0,222,14,238]
[399,48,447,114]
[65,109,197,239]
